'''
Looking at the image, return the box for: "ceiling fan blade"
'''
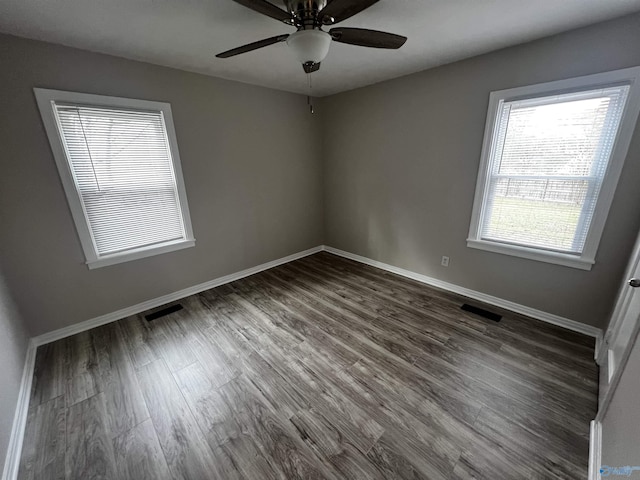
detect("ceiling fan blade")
[319,0,380,24]
[329,27,406,49]
[302,62,321,74]
[231,0,292,22]
[216,34,289,58]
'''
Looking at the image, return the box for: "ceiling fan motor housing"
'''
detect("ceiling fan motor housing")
[285,0,329,26]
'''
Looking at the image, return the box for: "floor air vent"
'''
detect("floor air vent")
[145,304,184,321]
[461,303,501,322]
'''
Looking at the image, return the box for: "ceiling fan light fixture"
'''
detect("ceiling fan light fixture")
[286,30,331,64]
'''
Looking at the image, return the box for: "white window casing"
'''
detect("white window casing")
[34,88,195,269]
[468,67,640,270]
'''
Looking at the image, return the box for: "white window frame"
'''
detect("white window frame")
[468,67,640,270]
[34,88,195,269]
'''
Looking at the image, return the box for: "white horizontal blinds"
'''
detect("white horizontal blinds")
[53,103,186,257]
[481,85,630,254]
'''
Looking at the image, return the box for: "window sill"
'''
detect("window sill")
[466,239,594,270]
[87,239,196,269]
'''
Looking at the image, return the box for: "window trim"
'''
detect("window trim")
[467,67,640,270]
[34,88,195,269]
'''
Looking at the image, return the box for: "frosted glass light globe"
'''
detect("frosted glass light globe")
[286,30,331,64]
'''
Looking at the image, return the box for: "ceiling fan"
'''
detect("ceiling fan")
[216,0,407,73]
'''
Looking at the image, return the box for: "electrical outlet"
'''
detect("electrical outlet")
[441,256,450,267]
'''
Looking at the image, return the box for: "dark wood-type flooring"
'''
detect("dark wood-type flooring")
[19,252,598,479]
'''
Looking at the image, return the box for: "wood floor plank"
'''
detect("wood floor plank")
[412,352,592,437]
[436,343,596,444]
[210,291,304,354]
[136,359,228,480]
[90,322,149,438]
[64,331,99,408]
[253,346,389,454]
[300,255,491,334]
[452,437,551,480]
[471,406,588,478]
[290,411,388,479]
[413,348,594,425]
[29,341,66,407]
[259,269,435,366]
[252,327,469,479]
[146,309,199,372]
[306,253,596,359]
[499,341,598,394]
[445,335,597,403]
[344,360,474,476]
[241,349,311,418]
[173,361,277,480]
[116,315,159,369]
[366,431,450,480]
[112,419,172,480]
[290,404,384,458]
[65,393,118,480]
[304,253,596,367]
[320,444,387,480]
[252,272,484,426]
[232,275,363,372]
[20,252,597,480]
[280,258,594,429]
[180,322,239,389]
[263,275,447,369]
[228,293,307,346]
[277,263,453,349]
[218,376,340,480]
[173,361,245,446]
[271,272,488,381]
[18,396,66,480]
[482,324,597,371]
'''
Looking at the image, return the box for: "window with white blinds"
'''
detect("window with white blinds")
[35,89,194,269]
[468,68,640,270]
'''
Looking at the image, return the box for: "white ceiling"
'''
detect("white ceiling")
[1,0,640,96]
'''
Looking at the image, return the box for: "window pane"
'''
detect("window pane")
[484,178,588,252]
[480,86,629,254]
[55,105,186,256]
[497,96,612,177]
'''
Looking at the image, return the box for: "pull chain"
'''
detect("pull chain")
[307,72,314,114]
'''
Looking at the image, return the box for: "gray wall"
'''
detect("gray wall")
[601,332,640,469]
[0,269,30,476]
[2,14,640,337]
[321,13,640,329]
[0,33,323,336]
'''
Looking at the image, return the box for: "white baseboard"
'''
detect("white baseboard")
[595,331,605,365]
[323,246,602,343]
[31,243,603,351]
[589,420,602,480]
[33,246,323,347]
[1,339,37,480]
